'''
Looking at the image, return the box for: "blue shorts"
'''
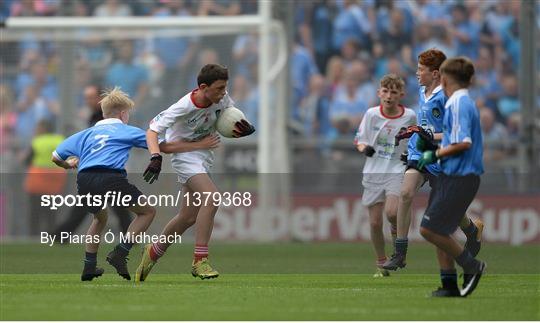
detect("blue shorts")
[77,168,142,214]
[420,173,480,235]
[405,159,437,190]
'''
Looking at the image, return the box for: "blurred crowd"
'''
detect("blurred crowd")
[0,0,538,171]
[292,0,536,158]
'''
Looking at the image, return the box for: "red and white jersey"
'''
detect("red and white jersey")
[355,105,416,175]
[149,89,234,182]
[150,89,234,142]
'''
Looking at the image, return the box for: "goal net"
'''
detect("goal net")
[2,4,290,241]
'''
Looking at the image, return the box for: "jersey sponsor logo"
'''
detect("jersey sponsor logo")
[432,107,441,119]
[152,112,164,123]
[187,112,209,125]
[187,116,198,125]
[194,127,212,136]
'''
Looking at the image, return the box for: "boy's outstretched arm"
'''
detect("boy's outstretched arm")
[143,129,163,184]
[436,142,471,158]
[51,155,78,169]
[159,134,221,154]
[418,142,471,170]
[146,129,161,155]
[51,131,82,170]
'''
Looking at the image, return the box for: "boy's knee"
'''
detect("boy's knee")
[419,226,432,239]
[370,218,383,230]
[386,212,397,224]
[94,212,108,223]
[400,188,415,203]
[141,206,156,218]
[186,216,197,226]
[148,207,156,218]
[179,212,197,226]
[203,204,219,214]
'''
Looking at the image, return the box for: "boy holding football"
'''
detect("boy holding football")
[417,57,486,297]
[355,74,416,277]
[383,49,482,275]
[136,64,255,281]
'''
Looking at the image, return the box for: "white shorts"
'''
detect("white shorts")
[361,173,403,206]
[171,150,214,184]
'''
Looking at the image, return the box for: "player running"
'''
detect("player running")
[383,49,483,271]
[136,64,255,281]
[417,56,486,297]
[52,87,157,281]
[52,87,197,281]
[355,74,416,277]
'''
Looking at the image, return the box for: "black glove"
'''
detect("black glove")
[232,119,256,138]
[364,145,376,157]
[400,152,408,165]
[416,127,438,151]
[394,125,438,150]
[394,127,409,146]
[143,153,162,184]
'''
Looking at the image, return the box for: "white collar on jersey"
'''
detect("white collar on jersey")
[445,89,469,109]
[95,118,123,126]
[423,84,443,102]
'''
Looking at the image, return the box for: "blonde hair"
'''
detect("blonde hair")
[99,87,134,118]
[380,74,405,91]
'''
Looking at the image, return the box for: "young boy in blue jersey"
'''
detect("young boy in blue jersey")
[417,57,486,297]
[51,87,206,281]
[52,87,154,281]
[383,49,482,272]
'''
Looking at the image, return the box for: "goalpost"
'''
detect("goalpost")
[4,0,290,241]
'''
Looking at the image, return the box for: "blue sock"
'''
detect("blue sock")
[440,269,458,289]
[117,242,133,254]
[395,238,408,255]
[455,250,480,273]
[84,252,97,268]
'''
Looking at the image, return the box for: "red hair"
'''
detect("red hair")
[418,49,447,71]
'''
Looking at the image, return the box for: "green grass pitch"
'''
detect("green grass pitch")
[1,242,538,320]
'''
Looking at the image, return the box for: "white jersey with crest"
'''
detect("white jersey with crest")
[149,89,234,183]
[355,105,416,183]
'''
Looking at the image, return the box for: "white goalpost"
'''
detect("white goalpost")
[4,0,290,241]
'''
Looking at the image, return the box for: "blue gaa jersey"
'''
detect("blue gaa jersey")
[440,89,484,176]
[408,85,446,175]
[53,118,147,172]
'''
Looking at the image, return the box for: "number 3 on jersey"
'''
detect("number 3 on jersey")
[91,134,109,153]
